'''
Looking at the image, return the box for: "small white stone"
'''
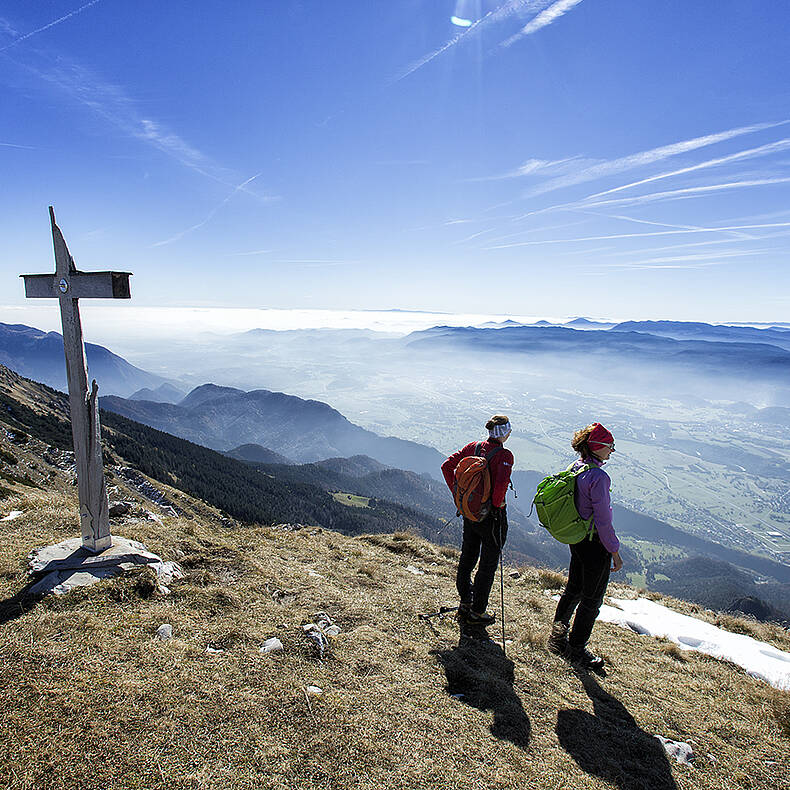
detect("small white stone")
[324,625,341,637]
[406,564,424,575]
[156,624,173,640]
[305,685,323,696]
[1,510,23,522]
[261,637,284,653]
[206,646,224,654]
[655,736,695,764]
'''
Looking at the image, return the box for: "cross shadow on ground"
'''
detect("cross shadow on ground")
[432,624,531,750]
[556,669,678,790]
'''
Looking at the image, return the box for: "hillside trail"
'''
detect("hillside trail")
[1,377,789,789]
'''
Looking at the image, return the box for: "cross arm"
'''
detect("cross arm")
[21,271,132,299]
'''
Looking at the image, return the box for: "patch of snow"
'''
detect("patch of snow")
[1,510,23,521]
[598,597,790,690]
[406,565,425,575]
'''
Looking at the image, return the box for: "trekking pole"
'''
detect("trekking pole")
[418,605,458,621]
[497,512,506,657]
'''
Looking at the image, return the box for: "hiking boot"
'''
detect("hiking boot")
[464,610,495,626]
[568,645,605,670]
[547,621,569,655]
[456,602,471,622]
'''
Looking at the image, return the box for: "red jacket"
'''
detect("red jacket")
[441,440,514,509]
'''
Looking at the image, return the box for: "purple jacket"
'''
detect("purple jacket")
[572,457,620,553]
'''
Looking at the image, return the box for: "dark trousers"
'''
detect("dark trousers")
[456,510,508,613]
[554,534,611,648]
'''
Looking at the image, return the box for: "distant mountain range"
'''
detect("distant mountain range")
[0,322,167,397]
[129,383,186,403]
[406,324,790,404]
[610,320,790,351]
[101,383,447,479]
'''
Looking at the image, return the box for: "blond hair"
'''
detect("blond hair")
[571,424,596,458]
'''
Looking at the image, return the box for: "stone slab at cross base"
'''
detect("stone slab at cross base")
[27,536,183,597]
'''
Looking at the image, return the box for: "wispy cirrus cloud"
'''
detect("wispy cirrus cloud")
[1,19,274,203]
[585,136,790,200]
[501,0,585,47]
[467,156,598,182]
[523,121,789,197]
[485,221,790,249]
[581,177,790,209]
[0,0,103,54]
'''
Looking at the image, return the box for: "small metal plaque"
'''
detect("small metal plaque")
[58,278,69,294]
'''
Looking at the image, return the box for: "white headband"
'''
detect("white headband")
[489,421,512,438]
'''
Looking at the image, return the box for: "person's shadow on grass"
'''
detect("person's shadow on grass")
[432,629,531,750]
[0,580,40,625]
[556,669,678,790]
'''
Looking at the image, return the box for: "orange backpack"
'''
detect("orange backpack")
[453,443,502,522]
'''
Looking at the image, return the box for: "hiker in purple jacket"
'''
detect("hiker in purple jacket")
[547,422,623,670]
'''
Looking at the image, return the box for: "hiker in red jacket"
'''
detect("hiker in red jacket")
[441,415,514,626]
[547,422,623,670]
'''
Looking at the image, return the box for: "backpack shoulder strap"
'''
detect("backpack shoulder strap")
[485,444,503,461]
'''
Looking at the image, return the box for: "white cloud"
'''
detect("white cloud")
[525,121,790,197]
[586,136,790,200]
[4,36,276,202]
[502,0,585,47]
[468,156,598,182]
[583,177,790,209]
[0,1,102,53]
[486,221,790,249]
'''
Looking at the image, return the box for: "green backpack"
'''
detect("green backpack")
[532,463,595,544]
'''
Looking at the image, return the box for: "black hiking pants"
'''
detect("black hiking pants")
[554,534,611,648]
[456,508,508,613]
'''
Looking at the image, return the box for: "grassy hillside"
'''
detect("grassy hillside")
[1,417,790,788]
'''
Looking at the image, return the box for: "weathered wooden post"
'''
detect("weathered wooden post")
[21,207,132,553]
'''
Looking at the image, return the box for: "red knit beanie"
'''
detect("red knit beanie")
[588,423,614,448]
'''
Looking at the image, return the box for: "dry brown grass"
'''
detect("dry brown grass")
[660,642,688,663]
[770,690,790,739]
[537,568,566,590]
[2,445,790,789]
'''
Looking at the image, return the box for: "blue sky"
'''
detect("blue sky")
[2,0,790,328]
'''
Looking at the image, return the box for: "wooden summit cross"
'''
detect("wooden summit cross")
[21,207,132,553]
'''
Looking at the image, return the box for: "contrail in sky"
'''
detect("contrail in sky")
[0,0,103,53]
[586,137,790,199]
[502,0,585,47]
[582,178,790,209]
[486,222,790,248]
[153,173,263,247]
[394,0,549,82]
[0,141,36,149]
[524,121,790,197]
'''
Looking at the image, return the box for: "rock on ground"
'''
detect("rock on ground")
[27,536,183,597]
